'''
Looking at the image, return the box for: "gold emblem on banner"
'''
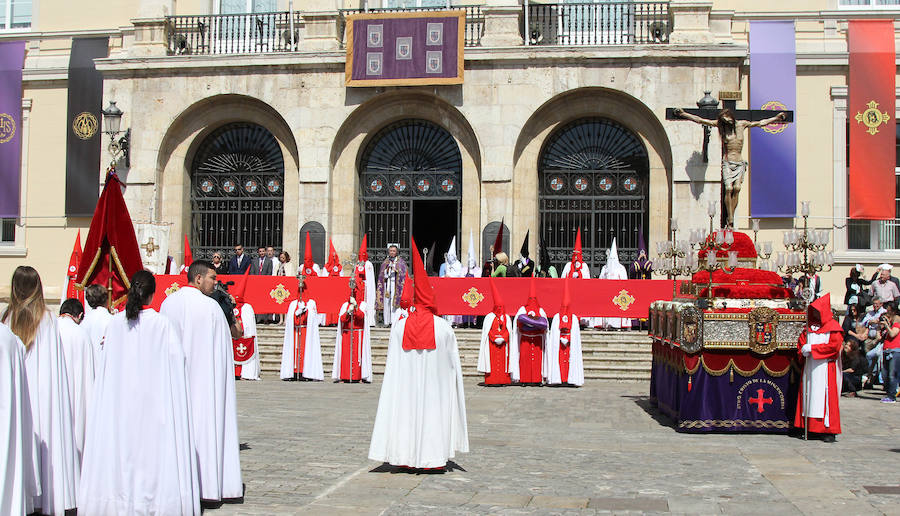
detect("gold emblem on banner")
[760,101,788,134]
[270,283,291,304]
[855,100,891,135]
[462,287,484,308]
[0,113,16,143]
[141,237,160,257]
[72,111,98,140]
[164,282,181,296]
[612,289,635,311]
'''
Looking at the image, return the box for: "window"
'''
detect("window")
[1,218,14,244]
[839,0,900,7]
[218,0,276,14]
[846,122,900,250]
[383,0,450,8]
[0,0,31,31]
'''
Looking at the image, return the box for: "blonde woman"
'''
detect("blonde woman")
[1,266,78,515]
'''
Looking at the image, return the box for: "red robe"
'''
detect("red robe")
[517,313,548,384]
[292,310,309,377]
[558,322,571,384]
[485,314,511,385]
[233,309,244,378]
[793,330,842,434]
[339,307,366,381]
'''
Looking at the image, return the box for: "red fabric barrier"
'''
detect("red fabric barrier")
[150,275,675,317]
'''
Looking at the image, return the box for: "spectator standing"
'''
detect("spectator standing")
[251,247,272,276]
[879,302,900,403]
[871,265,900,303]
[844,265,871,307]
[228,245,251,275]
[862,297,886,385]
[211,252,227,275]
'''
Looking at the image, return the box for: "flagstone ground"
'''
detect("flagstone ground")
[215,377,900,515]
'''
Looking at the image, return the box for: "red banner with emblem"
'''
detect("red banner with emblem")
[149,275,675,317]
[232,336,255,365]
[849,19,896,220]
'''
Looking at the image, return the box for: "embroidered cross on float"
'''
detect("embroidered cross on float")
[236,342,247,356]
[749,388,773,413]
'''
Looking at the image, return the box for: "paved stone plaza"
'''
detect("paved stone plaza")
[217,377,900,515]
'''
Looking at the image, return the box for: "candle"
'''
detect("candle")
[818,230,828,246]
[776,252,785,267]
[727,251,738,268]
[801,201,810,217]
[826,251,834,265]
[671,219,679,231]
[752,218,760,232]
[724,230,734,245]
[707,202,717,217]
[706,252,717,267]
[763,241,773,255]
[715,230,725,245]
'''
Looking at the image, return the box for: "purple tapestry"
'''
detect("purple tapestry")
[346,11,464,86]
[0,41,25,218]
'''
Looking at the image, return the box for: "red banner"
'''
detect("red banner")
[149,275,675,317]
[849,20,896,220]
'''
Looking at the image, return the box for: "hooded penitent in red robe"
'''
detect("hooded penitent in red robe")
[514,278,549,385]
[477,277,515,385]
[794,293,843,436]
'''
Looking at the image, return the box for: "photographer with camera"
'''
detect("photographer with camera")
[879,302,900,403]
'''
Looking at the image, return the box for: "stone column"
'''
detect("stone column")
[129,18,170,57]
[300,12,341,52]
[480,4,523,47]
[668,0,714,45]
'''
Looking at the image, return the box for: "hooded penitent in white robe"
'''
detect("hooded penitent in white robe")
[547,313,585,386]
[368,315,468,468]
[360,261,376,326]
[599,239,631,330]
[81,307,112,367]
[476,312,519,382]
[24,313,78,515]
[239,303,260,381]
[56,316,95,465]
[332,301,373,382]
[280,299,324,381]
[78,310,200,516]
[0,322,39,516]
[160,287,243,502]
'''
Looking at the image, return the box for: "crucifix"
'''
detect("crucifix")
[141,237,160,256]
[666,91,794,227]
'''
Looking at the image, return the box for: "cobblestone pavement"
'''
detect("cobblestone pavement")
[214,376,900,515]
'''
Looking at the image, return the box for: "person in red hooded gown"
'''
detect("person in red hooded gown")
[794,293,843,442]
[477,278,518,385]
[333,281,372,382]
[514,278,549,385]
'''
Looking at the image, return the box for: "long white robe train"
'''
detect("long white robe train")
[369,315,468,468]
[24,313,78,515]
[332,301,373,382]
[0,322,39,516]
[78,310,200,516]
[280,299,324,381]
[160,287,243,501]
[476,312,519,381]
[361,261,376,326]
[56,316,95,465]
[547,314,585,386]
[239,303,260,381]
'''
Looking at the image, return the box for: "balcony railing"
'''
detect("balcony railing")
[526,2,669,46]
[166,11,304,55]
[338,5,485,47]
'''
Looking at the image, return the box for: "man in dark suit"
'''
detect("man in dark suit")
[251,246,273,276]
[229,245,252,274]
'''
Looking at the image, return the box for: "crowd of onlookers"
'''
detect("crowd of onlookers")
[839,264,900,404]
[210,244,293,277]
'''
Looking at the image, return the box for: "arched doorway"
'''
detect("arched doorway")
[538,117,649,273]
[359,119,462,273]
[299,221,326,266]
[190,122,285,259]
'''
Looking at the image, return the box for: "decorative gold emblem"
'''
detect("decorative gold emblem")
[760,101,788,134]
[612,289,635,311]
[165,282,181,296]
[270,283,291,304]
[462,287,484,308]
[141,237,160,257]
[0,113,16,143]
[748,306,779,355]
[72,111,98,140]
[854,100,891,136]
[679,305,703,354]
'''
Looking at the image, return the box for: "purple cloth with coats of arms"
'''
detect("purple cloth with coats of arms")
[351,16,460,81]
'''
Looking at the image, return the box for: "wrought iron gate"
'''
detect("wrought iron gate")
[539,118,649,274]
[190,122,285,260]
[359,119,462,265]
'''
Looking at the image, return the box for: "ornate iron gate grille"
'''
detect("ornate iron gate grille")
[359,119,462,265]
[539,118,649,274]
[190,123,285,260]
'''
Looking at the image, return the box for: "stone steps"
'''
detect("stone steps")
[251,326,652,381]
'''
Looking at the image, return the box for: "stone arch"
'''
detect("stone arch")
[155,94,300,264]
[512,87,673,257]
[328,91,482,257]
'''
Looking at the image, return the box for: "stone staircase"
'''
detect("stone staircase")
[255,325,651,381]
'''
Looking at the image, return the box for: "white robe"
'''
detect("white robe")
[360,261,376,327]
[332,301,373,382]
[78,310,200,516]
[24,313,78,515]
[599,263,631,329]
[160,287,243,501]
[368,315,468,468]
[476,312,519,381]
[280,299,324,381]
[801,331,842,426]
[56,316,95,465]
[547,314,585,386]
[239,303,260,381]
[561,262,591,279]
[0,322,39,516]
[81,307,112,368]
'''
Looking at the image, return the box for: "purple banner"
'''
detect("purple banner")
[750,21,797,218]
[346,11,463,86]
[0,41,25,218]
